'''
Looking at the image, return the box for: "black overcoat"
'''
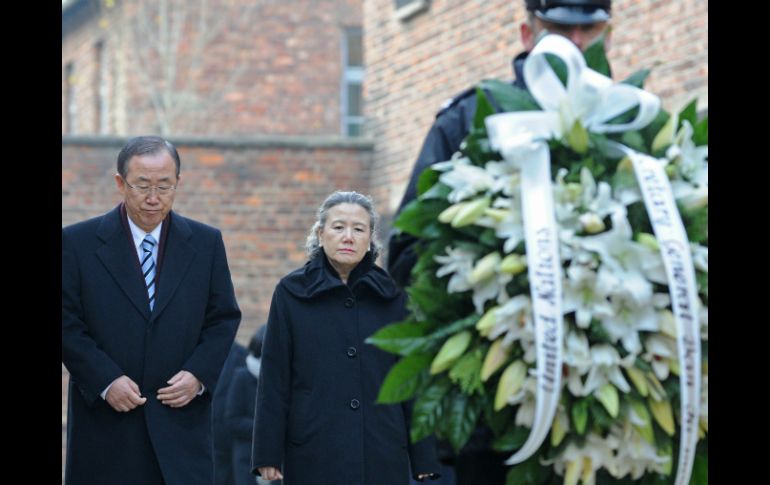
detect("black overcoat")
[252,252,440,485]
[62,205,241,485]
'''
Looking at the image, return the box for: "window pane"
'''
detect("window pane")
[347,83,362,117]
[345,28,363,67]
[347,122,363,137]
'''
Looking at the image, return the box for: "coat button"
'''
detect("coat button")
[350,399,360,410]
[347,346,357,358]
[344,297,355,308]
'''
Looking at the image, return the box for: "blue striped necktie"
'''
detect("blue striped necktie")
[141,235,157,311]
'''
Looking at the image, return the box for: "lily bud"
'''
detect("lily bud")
[494,360,527,411]
[646,371,667,402]
[438,202,468,224]
[480,339,509,382]
[595,383,619,418]
[579,212,605,234]
[476,306,499,337]
[500,253,527,275]
[430,331,472,375]
[580,457,594,484]
[624,366,649,397]
[658,310,677,339]
[652,113,678,153]
[550,409,569,447]
[648,397,676,436]
[616,156,634,172]
[566,119,589,154]
[468,251,501,284]
[629,398,655,444]
[484,208,511,222]
[451,197,490,227]
[564,459,581,485]
[635,232,659,251]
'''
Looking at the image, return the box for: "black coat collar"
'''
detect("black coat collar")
[282,251,401,300]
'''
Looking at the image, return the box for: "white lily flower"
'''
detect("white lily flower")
[507,374,538,427]
[666,120,708,187]
[581,344,634,396]
[691,243,708,273]
[599,267,658,354]
[488,295,536,362]
[543,432,621,485]
[580,167,625,218]
[563,262,614,329]
[474,196,526,253]
[579,209,665,284]
[564,330,592,396]
[642,334,678,381]
[611,420,671,479]
[471,270,513,315]
[434,246,476,293]
[439,161,496,203]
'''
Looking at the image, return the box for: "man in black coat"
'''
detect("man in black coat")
[62,136,241,485]
[386,2,613,484]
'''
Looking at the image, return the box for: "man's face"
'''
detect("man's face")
[523,17,610,52]
[115,150,179,233]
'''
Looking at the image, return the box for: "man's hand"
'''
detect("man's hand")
[157,370,202,408]
[105,375,147,412]
[258,467,283,481]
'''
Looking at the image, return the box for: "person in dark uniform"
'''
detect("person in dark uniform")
[386,2,613,484]
[213,341,248,485]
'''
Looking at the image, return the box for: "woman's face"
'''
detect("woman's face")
[319,203,372,276]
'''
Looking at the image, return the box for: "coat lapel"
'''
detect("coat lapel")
[95,208,152,320]
[150,212,195,323]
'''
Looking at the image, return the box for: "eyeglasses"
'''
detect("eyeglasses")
[122,177,177,196]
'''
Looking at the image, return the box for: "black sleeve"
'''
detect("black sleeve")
[386,99,474,288]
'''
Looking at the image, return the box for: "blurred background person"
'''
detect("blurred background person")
[213,341,248,485]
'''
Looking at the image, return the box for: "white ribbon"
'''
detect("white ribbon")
[484,34,699,473]
[617,145,701,485]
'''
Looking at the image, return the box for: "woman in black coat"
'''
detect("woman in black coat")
[252,191,440,485]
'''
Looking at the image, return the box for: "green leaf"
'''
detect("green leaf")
[376,353,432,404]
[505,453,548,485]
[365,320,431,356]
[448,347,485,395]
[693,116,708,146]
[491,424,529,452]
[446,391,483,452]
[411,377,453,443]
[473,87,497,132]
[571,398,589,435]
[416,168,441,197]
[479,79,540,112]
[681,205,708,244]
[394,198,448,238]
[621,68,651,88]
[583,31,611,76]
[678,99,698,128]
[690,439,708,485]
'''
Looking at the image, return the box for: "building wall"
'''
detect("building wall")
[363,0,708,218]
[62,0,363,136]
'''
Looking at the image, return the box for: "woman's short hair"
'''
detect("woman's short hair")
[305,190,382,260]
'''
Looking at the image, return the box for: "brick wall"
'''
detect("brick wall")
[62,0,363,136]
[364,0,708,218]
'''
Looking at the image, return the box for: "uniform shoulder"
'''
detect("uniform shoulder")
[436,85,478,118]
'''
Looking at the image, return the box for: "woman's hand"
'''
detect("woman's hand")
[258,466,284,481]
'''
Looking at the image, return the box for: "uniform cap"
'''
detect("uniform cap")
[525,0,611,25]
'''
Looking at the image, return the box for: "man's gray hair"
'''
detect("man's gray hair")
[305,190,382,260]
